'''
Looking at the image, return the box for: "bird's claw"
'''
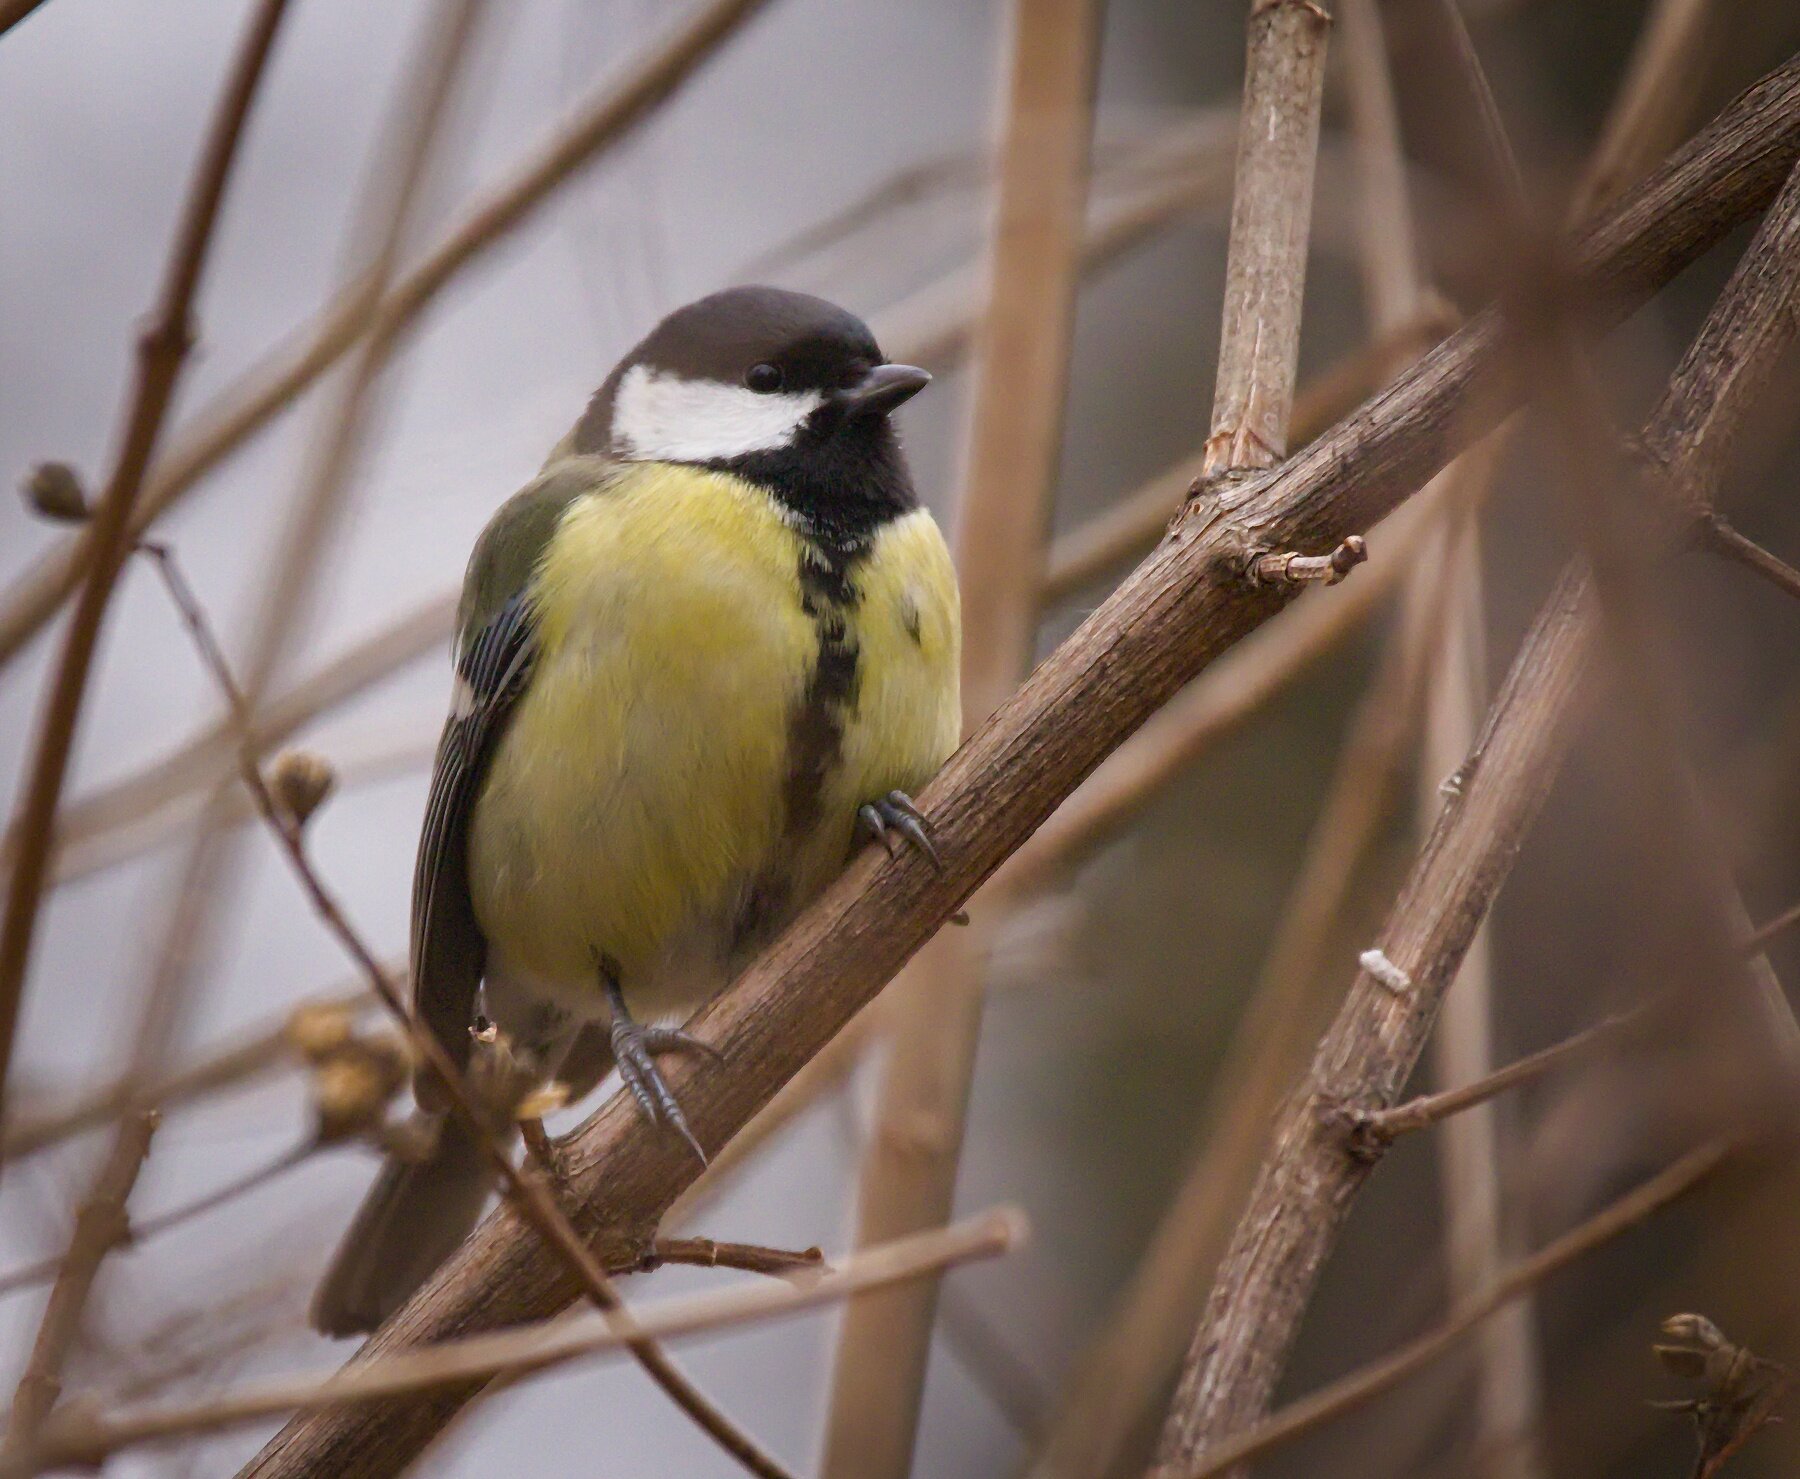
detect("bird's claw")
[609,1017,717,1167]
[857,790,942,871]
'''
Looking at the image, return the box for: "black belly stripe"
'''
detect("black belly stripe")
[733,529,868,948]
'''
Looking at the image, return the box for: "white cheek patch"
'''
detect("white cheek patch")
[609,364,824,463]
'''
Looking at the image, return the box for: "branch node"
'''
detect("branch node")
[1358,947,1412,995]
[1249,534,1368,588]
[1315,1097,1390,1163]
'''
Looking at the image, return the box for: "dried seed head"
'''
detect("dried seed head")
[286,1000,355,1062]
[267,750,336,829]
[23,463,90,524]
[311,1047,407,1143]
[312,1058,390,1141]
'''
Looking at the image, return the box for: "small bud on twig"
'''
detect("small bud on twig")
[267,750,336,830]
[22,463,90,524]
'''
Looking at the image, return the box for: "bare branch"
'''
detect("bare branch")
[1203,0,1334,474]
[1343,1007,1646,1146]
[632,1238,825,1282]
[1040,305,1453,605]
[0,0,292,1136]
[238,57,1800,1477]
[24,1211,1023,1473]
[1022,455,1457,1479]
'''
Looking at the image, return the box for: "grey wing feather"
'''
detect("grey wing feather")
[410,592,537,1099]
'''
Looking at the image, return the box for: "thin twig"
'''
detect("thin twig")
[115,0,488,1164]
[1346,1007,1645,1145]
[238,62,1800,1477]
[820,3,1100,1473]
[632,1238,825,1282]
[1745,899,1800,954]
[2,1111,159,1459]
[0,0,292,1136]
[21,1210,1023,1473]
[1695,514,1800,603]
[0,1141,314,1302]
[1160,1144,1731,1479]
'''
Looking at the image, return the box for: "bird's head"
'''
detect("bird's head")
[574,287,930,473]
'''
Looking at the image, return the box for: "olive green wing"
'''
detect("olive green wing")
[409,461,601,1096]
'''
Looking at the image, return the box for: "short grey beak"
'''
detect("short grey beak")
[836,363,931,418]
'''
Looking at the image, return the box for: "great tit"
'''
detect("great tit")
[312,287,961,1336]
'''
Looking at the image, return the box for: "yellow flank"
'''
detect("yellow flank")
[466,461,960,1014]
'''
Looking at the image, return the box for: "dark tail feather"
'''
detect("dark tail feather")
[311,1114,497,1337]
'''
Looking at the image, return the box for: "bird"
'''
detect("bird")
[312,286,962,1336]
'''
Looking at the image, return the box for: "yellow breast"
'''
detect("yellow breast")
[466,462,960,1008]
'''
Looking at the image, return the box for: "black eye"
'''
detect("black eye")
[746,362,784,394]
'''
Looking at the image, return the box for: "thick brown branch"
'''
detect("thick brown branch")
[238,56,1800,1478]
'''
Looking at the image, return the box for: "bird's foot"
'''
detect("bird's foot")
[857,790,942,871]
[602,975,720,1167]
